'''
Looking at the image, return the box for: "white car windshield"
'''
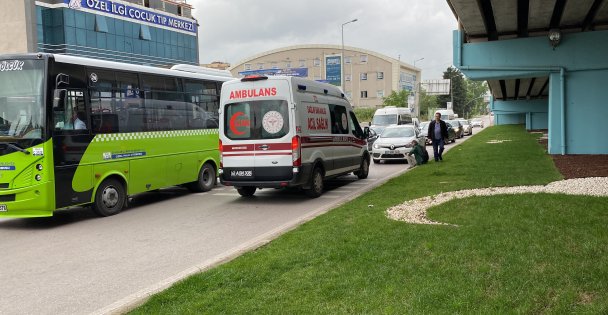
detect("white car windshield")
[381,127,415,138]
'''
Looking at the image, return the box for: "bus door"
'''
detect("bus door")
[52,89,94,208]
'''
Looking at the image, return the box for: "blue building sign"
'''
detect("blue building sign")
[66,0,196,33]
[238,68,309,77]
[325,55,342,86]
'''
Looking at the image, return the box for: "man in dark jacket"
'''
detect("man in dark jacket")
[427,112,448,162]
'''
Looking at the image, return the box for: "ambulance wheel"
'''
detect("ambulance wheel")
[305,167,324,198]
[92,178,126,217]
[188,162,216,193]
[237,186,256,197]
[356,157,370,179]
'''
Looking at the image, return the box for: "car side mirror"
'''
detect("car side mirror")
[53,89,67,109]
[363,126,370,139]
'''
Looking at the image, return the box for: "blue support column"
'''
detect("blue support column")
[453,29,608,154]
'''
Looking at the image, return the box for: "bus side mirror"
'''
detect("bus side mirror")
[53,89,67,109]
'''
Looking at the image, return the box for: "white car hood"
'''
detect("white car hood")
[375,136,417,147]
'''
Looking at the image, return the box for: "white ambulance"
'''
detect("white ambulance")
[218,75,370,197]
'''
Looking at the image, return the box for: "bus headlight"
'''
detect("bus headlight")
[35,174,42,181]
[36,164,43,171]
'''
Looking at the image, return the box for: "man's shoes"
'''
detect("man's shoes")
[439,156,443,161]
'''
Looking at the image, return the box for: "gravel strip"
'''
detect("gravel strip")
[387,177,608,225]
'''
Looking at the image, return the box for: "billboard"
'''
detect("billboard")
[238,68,309,77]
[324,55,342,86]
[66,0,196,33]
[420,79,451,95]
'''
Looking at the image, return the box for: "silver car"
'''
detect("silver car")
[458,119,473,136]
[471,118,484,128]
[371,125,424,163]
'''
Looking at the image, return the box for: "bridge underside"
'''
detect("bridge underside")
[447,0,608,154]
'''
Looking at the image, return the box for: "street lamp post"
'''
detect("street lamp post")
[413,57,424,68]
[341,18,358,90]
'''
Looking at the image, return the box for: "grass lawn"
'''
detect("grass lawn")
[131,125,608,314]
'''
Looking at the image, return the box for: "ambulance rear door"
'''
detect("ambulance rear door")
[221,77,294,182]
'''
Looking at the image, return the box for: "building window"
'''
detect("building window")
[299,59,306,67]
[360,73,367,81]
[360,55,368,63]
[244,64,251,71]
[377,90,385,98]
[361,91,368,98]
[377,72,384,80]
[345,74,351,81]
[286,61,292,68]
[139,25,151,40]
[257,63,264,70]
[345,56,351,64]
[95,15,108,33]
[313,58,320,67]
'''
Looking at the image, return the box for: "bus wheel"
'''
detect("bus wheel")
[304,167,324,198]
[188,162,216,193]
[237,186,256,197]
[92,178,126,217]
[356,157,370,179]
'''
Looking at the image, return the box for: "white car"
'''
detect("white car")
[371,125,424,163]
[471,118,484,128]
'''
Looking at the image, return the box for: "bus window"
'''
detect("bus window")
[54,90,88,132]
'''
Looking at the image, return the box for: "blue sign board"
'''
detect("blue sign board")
[325,55,342,86]
[238,68,309,77]
[66,0,196,33]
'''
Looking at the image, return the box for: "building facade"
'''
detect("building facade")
[1,0,198,67]
[229,45,421,111]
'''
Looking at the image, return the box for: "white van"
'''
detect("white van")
[219,75,370,197]
[435,109,456,120]
[371,106,418,131]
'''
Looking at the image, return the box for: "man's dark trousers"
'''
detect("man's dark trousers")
[432,138,444,161]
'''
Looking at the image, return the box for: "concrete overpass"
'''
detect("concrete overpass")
[446,0,608,154]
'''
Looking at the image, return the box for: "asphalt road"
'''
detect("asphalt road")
[0,123,484,315]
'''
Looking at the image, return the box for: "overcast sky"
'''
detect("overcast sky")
[188,0,457,80]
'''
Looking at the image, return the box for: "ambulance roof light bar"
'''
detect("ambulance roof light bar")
[241,75,268,82]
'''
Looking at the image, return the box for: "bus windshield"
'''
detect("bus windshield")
[372,114,397,126]
[0,59,45,139]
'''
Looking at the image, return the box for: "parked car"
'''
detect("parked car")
[444,122,457,143]
[419,121,431,145]
[458,119,473,136]
[471,118,484,128]
[446,119,464,138]
[371,125,424,163]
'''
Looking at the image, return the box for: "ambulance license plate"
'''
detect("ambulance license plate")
[0,205,7,212]
[230,170,253,178]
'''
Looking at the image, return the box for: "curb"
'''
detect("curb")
[91,166,410,315]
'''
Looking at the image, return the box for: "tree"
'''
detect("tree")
[382,90,410,107]
[465,79,488,117]
[438,67,466,116]
[418,89,440,120]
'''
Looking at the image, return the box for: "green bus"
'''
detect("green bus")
[0,53,232,217]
